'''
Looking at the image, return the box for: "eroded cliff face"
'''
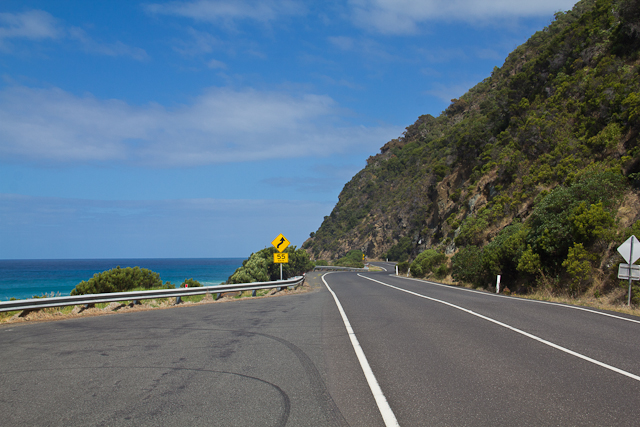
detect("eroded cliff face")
[305,165,513,261]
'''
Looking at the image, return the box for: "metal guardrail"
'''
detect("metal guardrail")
[0,276,305,313]
[313,265,369,272]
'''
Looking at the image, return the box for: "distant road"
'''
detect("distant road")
[2,266,639,426]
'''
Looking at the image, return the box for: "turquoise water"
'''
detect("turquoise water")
[0,258,244,301]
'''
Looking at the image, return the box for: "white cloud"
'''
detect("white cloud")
[172,27,220,55]
[0,10,61,40]
[328,36,355,51]
[0,10,61,49]
[349,0,579,34]
[0,84,401,167]
[68,27,149,61]
[207,58,227,69]
[0,10,148,59]
[145,0,305,25]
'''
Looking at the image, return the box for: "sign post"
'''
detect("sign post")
[617,235,640,306]
[271,234,290,281]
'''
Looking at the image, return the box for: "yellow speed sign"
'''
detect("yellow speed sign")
[274,253,289,263]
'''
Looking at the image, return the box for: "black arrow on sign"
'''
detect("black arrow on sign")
[277,237,285,249]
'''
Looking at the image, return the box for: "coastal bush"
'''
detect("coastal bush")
[410,249,446,277]
[227,246,315,284]
[562,243,597,294]
[180,278,202,288]
[397,261,410,274]
[71,266,165,295]
[434,263,450,279]
[386,237,413,262]
[451,246,484,287]
[335,250,365,268]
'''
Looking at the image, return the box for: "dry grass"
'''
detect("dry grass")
[404,273,640,318]
[515,287,640,317]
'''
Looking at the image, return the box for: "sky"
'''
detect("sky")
[0,0,579,259]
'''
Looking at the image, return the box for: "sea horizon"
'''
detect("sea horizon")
[0,258,245,301]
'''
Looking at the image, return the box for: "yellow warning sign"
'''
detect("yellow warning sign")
[271,234,290,253]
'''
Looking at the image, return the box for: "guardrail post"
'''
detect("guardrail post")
[176,296,181,304]
[252,289,257,297]
[215,293,221,300]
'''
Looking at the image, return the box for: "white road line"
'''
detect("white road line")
[322,273,400,427]
[393,275,640,325]
[358,274,640,383]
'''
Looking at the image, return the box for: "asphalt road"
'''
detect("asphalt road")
[2,265,640,426]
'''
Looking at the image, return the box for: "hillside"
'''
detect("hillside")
[303,0,640,302]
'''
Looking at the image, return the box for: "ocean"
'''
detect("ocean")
[0,258,244,301]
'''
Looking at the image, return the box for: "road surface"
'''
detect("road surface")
[2,264,639,425]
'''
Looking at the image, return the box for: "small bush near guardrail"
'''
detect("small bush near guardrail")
[180,278,202,288]
[71,266,171,295]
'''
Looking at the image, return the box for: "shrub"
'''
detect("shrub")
[227,246,315,284]
[570,201,616,244]
[481,223,527,278]
[335,250,365,268]
[410,249,446,277]
[386,237,413,262]
[526,170,625,269]
[227,255,269,284]
[562,243,597,294]
[71,266,164,295]
[517,245,542,275]
[434,264,450,279]
[397,261,410,274]
[181,278,202,288]
[451,246,484,287]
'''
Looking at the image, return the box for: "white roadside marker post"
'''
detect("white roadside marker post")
[617,235,640,307]
[496,275,501,293]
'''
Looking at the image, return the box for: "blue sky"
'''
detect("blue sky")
[0,0,578,259]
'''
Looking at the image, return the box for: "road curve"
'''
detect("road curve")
[1,267,639,426]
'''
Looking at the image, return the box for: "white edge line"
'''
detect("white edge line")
[358,274,640,383]
[322,273,400,427]
[391,275,640,325]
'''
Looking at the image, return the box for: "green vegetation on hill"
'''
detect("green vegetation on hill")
[227,246,315,284]
[304,0,640,304]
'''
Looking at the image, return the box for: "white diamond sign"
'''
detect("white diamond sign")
[617,235,640,264]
